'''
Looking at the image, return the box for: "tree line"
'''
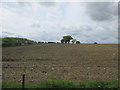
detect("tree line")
[2,35,97,47]
[2,37,37,47]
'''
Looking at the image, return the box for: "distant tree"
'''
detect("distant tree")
[48,42,56,43]
[76,41,80,44]
[94,42,97,44]
[27,42,32,45]
[71,39,76,44]
[57,42,60,44]
[61,39,64,43]
[38,42,42,44]
[61,35,73,44]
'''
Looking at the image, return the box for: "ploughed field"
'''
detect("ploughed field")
[2,44,118,83]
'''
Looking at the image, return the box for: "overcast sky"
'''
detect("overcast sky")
[0,1,118,43]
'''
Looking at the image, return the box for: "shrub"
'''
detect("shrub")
[76,41,80,44]
[48,42,56,43]
[94,42,97,44]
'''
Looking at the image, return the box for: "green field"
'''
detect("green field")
[2,80,118,88]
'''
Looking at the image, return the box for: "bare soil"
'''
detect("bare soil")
[2,44,118,83]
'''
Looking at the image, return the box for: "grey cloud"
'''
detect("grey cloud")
[18,1,56,7]
[101,37,109,40]
[29,31,62,42]
[38,0,56,6]
[38,2,56,7]
[86,2,118,21]
[2,31,22,38]
[61,24,117,43]
[62,25,93,37]
[2,32,14,35]
[18,2,31,7]
[118,2,120,16]
[31,23,41,28]
[2,23,117,43]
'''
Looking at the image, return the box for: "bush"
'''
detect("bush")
[57,42,60,44]
[94,42,97,44]
[76,41,80,44]
[38,42,42,44]
[48,42,56,43]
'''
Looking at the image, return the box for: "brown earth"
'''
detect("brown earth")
[2,44,119,83]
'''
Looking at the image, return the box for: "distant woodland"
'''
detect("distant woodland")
[2,37,37,47]
[1,36,82,47]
